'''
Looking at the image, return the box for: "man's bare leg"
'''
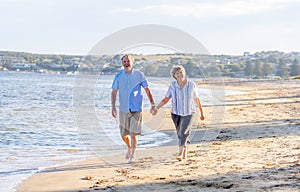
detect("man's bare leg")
[122,135,131,159]
[129,133,138,163]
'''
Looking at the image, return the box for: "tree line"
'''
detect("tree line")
[1,50,300,79]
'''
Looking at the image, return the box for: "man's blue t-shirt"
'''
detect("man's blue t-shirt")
[111,69,149,112]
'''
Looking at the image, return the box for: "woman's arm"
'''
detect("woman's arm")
[194,97,204,120]
[152,83,172,115]
[156,97,170,110]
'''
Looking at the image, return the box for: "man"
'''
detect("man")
[111,54,156,163]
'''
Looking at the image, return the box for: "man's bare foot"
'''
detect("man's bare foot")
[128,156,135,163]
[128,147,136,162]
[125,148,131,159]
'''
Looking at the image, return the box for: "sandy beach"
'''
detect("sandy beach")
[16,79,300,192]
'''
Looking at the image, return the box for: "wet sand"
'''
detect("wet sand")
[16,79,300,192]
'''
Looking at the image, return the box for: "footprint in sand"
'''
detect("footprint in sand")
[115,168,130,176]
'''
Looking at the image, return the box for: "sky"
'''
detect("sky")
[1,0,300,56]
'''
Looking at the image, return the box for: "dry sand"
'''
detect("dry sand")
[16,79,300,192]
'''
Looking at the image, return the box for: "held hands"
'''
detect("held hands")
[150,106,158,115]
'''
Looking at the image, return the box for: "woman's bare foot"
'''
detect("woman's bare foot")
[176,156,182,161]
[176,146,184,161]
[182,146,187,159]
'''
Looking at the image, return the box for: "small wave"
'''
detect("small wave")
[58,148,82,153]
[0,168,39,176]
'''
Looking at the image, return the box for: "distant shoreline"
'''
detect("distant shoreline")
[1,50,300,79]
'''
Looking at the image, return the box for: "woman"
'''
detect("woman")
[153,65,204,161]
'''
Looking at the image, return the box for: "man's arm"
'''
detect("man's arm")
[111,89,118,118]
[144,87,156,111]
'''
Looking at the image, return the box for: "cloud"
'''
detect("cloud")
[112,0,300,18]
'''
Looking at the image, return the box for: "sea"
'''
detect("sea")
[0,71,242,192]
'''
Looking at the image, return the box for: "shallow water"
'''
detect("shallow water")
[0,72,171,191]
[0,72,240,191]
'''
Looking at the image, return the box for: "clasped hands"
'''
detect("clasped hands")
[150,106,158,115]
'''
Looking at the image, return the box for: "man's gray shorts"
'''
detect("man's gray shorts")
[119,111,142,136]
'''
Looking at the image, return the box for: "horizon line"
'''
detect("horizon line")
[1,49,299,57]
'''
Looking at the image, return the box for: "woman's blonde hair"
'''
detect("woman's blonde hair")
[170,65,186,79]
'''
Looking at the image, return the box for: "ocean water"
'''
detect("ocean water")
[0,72,239,192]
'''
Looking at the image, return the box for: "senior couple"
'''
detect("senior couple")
[111,54,205,163]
